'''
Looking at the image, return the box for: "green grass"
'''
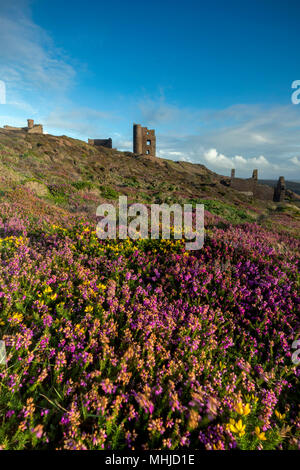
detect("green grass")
[71,181,94,191]
[22,177,44,185]
[100,185,119,200]
[190,198,256,224]
[123,177,140,188]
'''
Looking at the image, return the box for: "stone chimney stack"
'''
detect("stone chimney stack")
[133,124,143,154]
[27,119,34,129]
[252,169,258,180]
[273,176,286,202]
[231,169,235,179]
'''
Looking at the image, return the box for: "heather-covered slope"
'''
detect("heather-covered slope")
[0,128,299,450]
[0,211,299,450]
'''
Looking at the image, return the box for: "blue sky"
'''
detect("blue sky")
[1,0,300,178]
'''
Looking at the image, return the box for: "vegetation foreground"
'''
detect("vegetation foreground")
[0,199,299,450]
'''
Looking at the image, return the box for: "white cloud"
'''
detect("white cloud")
[174,148,275,175]
[158,150,185,158]
[203,148,233,168]
[290,156,300,166]
[0,3,75,93]
[251,133,273,144]
[118,140,132,150]
[137,97,300,178]
[234,155,247,164]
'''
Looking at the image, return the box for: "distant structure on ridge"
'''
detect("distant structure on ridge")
[3,119,43,134]
[226,169,296,202]
[273,176,286,202]
[88,138,112,149]
[133,123,156,157]
[226,168,259,197]
[1,117,298,204]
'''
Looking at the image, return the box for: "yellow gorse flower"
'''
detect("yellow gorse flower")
[235,402,251,416]
[245,394,258,403]
[227,419,245,437]
[9,312,23,324]
[75,324,85,335]
[275,410,286,420]
[97,284,107,290]
[255,426,267,441]
[212,440,223,450]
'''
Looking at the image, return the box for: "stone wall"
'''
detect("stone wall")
[224,169,274,200]
[229,169,258,196]
[3,119,43,134]
[27,124,43,134]
[88,138,112,149]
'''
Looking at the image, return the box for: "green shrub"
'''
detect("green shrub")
[71,181,94,191]
[100,185,119,200]
[124,177,140,188]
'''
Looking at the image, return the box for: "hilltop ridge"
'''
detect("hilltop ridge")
[0,128,299,236]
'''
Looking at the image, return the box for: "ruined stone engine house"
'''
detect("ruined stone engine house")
[133,123,156,157]
[4,119,43,134]
[225,169,287,201]
[88,138,112,149]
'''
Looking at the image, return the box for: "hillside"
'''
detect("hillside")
[0,128,300,450]
[0,127,300,237]
[0,127,249,211]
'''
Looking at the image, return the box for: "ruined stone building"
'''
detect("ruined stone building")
[88,138,112,149]
[227,168,260,197]
[273,176,286,202]
[3,119,43,134]
[223,169,274,199]
[133,123,156,157]
[224,170,298,201]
